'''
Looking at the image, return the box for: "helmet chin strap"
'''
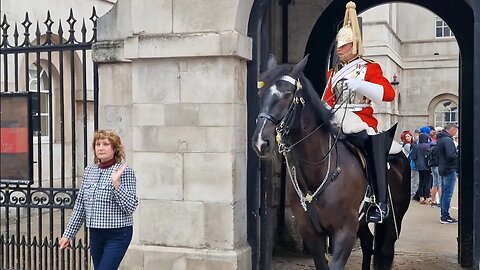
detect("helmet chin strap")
[338,47,355,62]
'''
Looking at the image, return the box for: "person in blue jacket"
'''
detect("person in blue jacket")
[436,123,458,224]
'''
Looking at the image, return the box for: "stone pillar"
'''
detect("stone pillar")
[92,0,254,269]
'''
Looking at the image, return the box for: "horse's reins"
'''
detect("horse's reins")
[286,77,353,165]
[261,75,340,211]
[324,74,399,234]
[274,77,340,165]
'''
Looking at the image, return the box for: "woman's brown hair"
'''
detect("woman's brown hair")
[92,130,125,164]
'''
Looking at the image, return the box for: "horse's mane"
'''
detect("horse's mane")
[299,73,333,132]
[260,64,291,85]
[260,63,333,133]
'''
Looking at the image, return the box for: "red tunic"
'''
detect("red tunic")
[323,62,395,132]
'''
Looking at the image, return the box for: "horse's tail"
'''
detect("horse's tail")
[366,152,411,269]
[387,152,411,232]
[389,152,411,202]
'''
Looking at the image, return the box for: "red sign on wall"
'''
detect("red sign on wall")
[0,93,32,184]
[0,127,28,153]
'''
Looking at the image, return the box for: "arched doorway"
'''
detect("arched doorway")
[246,0,480,269]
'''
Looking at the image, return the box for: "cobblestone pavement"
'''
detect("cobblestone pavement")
[273,184,463,270]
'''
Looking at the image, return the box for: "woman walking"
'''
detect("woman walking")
[59,130,138,269]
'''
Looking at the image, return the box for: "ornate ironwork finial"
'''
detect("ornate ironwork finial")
[66,8,77,43]
[44,11,54,44]
[90,7,98,24]
[89,7,98,42]
[21,12,33,46]
[44,11,54,30]
[1,14,10,48]
[13,23,19,46]
[57,20,64,42]
[35,22,41,45]
[1,14,10,34]
[81,19,87,42]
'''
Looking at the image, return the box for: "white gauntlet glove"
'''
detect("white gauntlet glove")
[345,78,384,104]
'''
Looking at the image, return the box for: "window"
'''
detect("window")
[28,63,51,138]
[434,100,458,128]
[435,18,454,38]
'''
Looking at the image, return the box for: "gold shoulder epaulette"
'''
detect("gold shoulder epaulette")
[362,57,376,63]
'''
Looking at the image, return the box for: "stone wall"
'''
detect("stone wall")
[93,0,253,269]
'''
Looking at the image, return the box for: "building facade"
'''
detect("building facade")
[362,4,459,133]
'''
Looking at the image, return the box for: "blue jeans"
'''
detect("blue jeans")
[90,226,133,270]
[431,166,441,187]
[440,171,457,219]
[411,170,419,199]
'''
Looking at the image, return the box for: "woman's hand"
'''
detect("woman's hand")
[112,163,128,190]
[59,237,71,249]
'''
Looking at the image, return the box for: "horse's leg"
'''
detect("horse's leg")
[373,222,396,270]
[372,157,410,270]
[303,234,329,270]
[358,224,374,270]
[329,226,357,270]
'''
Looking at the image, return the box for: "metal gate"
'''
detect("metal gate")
[0,8,99,270]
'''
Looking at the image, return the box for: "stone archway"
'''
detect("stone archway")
[304,1,476,267]
[246,0,480,269]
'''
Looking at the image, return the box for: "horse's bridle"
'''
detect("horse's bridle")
[256,112,281,126]
[256,75,301,128]
[257,75,334,161]
[256,74,339,211]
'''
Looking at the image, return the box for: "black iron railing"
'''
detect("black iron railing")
[1,8,99,270]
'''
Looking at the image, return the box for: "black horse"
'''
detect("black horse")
[251,55,411,270]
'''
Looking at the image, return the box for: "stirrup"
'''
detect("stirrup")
[366,203,387,223]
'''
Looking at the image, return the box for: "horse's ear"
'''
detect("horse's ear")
[267,54,278,70]
[291,54,309,77]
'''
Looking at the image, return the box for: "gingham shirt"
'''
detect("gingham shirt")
[63,163,138,238]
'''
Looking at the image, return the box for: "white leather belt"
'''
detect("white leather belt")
[334,104,370,112]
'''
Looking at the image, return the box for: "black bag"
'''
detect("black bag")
[426,143,438,167]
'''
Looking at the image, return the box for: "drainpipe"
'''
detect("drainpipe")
[277,0,290,245]
[282,0,289,63]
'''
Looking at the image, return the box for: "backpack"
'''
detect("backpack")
[408,144,417,170]
[426,143,439,167]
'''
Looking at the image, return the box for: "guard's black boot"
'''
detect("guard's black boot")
[367,202,389,223]
[366,124,397,223]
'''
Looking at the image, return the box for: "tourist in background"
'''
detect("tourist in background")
[436,123,459,224]
[411,133,432,204]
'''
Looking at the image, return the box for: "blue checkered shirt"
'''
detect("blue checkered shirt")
[63,163,138,238]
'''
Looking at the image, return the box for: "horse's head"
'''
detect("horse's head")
[252,54,309,158]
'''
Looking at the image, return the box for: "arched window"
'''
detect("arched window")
[434,100,458,128]
[28,63,51,138]
[435,17,454,38]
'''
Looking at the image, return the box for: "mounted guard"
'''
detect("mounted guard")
[322,1,397,223]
